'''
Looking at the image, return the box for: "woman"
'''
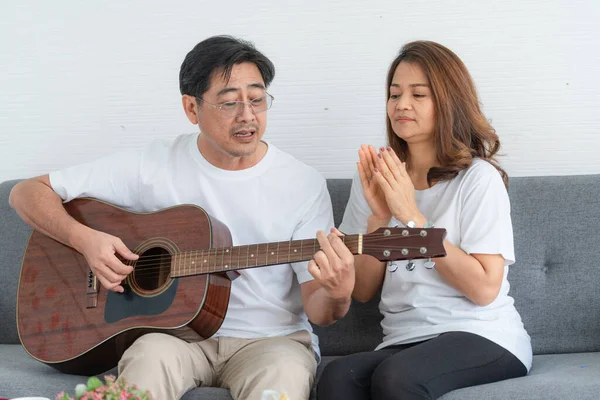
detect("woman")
[317,41,531,400]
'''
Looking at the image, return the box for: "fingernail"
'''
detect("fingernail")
[387,146,392,151]
[374,168,379,173]
[378,153,382,158]
[380,146,385,152]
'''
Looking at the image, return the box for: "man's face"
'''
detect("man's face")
[185,62,269,168]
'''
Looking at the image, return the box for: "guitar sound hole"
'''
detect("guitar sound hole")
[133,247,172,291]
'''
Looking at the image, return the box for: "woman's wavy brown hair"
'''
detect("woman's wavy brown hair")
[386,41,508,187]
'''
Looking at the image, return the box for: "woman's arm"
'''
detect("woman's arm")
[373,149,511,306]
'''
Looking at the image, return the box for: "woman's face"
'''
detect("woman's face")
[387,61,436,144]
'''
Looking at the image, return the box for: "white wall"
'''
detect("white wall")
[1,0,598,182]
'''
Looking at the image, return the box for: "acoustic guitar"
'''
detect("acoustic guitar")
[17,198,446,375]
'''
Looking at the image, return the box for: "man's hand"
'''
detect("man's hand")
[307,228,355,300]
[74,228,138,293]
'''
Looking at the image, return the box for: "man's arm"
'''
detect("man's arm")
[301,229,354,326]
[10,175,88,247]
[9,175,136,292]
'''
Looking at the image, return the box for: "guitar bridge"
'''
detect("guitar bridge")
[86,268,98,308]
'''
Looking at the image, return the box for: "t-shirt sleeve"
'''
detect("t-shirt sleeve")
[48,149,142,209]
[339,171,372,235]
[459,163,516,265]
[291,178,335,284]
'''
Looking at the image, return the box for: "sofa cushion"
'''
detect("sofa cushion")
[314,353,600,400]
[507,175,600,355]
[325,179,351,227]
[0,344,100,398]
[438,352,600,400]
[3,344,600,400]
[0,180,32,344]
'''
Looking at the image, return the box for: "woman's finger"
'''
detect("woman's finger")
[375,150,398,187]
[380,147,403,182]
[366,145,379,174]
[357,161,370,193]
[386,147,409,178]
[373,167,394,196]
[358,148,372,182]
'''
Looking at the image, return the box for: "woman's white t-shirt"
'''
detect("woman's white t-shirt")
[49,133,334,358]
[339,158,532,371]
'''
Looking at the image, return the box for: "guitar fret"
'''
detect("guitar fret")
[179,252,183,276]
[185,250,189,276]
[204,248,208,274]
[214,248,218,272]
[223,248,226,270]
[246,245,250,268]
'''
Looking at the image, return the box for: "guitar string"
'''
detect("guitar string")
[113,235,432,266]
[111,234,439,278]
[121,248,441,281]
[113,232,437,263]
[108,239,439,278]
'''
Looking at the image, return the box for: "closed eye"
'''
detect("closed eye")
[221,101,238,110]
[251,96,266,105]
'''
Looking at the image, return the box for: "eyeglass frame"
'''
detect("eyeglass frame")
[196,92,275,118]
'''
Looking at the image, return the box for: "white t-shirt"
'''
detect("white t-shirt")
[340,158,532,371]
[49,133,334,358]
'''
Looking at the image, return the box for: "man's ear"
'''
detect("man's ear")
[182,95,199,124]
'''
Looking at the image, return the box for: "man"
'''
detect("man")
[9,35,354,400]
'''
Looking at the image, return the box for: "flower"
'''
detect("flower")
[56,375,152,400]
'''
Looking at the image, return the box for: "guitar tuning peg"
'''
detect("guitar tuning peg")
[388,261,399,273]
[405,261,416,271]
[424,258,435,269]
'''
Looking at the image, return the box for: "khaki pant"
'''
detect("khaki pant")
[118,328,317,400]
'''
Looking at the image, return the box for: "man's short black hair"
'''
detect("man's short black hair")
[179,35,275,98]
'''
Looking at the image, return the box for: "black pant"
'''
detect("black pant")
[317,331,527,400]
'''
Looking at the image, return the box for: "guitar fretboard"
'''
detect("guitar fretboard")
[170,236,361,278]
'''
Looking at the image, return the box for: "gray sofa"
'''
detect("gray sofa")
[1,176,599,400]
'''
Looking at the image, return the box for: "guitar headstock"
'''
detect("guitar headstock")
[361,227,447,261]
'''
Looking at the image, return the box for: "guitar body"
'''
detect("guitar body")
[17,199,233,375]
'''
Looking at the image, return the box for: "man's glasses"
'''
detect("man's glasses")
[199,93,274,118]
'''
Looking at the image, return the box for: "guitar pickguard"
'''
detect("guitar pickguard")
[104,279,180,323]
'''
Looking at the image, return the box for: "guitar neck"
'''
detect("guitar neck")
[170,235,361,278]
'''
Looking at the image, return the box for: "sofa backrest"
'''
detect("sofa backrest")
[317,175,600,356]
[2,176,600,356]
[0,180,32,344]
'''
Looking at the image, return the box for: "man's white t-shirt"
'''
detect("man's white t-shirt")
[49,133,334,358]
[339,158,532,371]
